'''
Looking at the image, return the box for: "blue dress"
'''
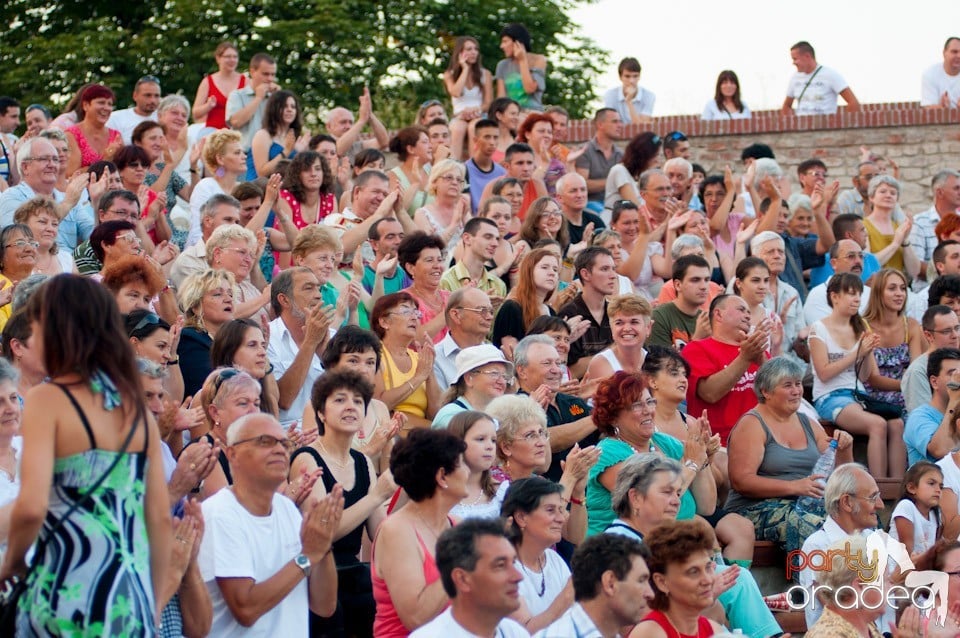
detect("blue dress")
[245,141,294,181]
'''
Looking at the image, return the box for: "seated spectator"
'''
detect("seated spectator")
[785,193,816,239]
[0,225,38,328]
[206,223,269,323]
[433,344,513,429]
[433,287,494,390]
[338,148,386,211]
[647,255,712,350]
[275,151,338,248]
[702,70,751,120]
[481,143,547,223]
[607,199,667,299]
[12,198,75,275]
[807,213,881,287]
[475,196,521,287]
[556,173,606,246]
[911,170,960,281]
[603,132,661,214]
[726,357,854,553]
[210,318,279,418]
[592,229,645,295]
[248,90,310,180]
[864,175,919,279]
[414,161,470,265]
[124,309,184,406]
[526,315,578,386]
[732,257,784,354]
[101,252,173,319]
[663,158,699,211]
[399,231,451,343]
[440,217,506,299]
[746,230,805,359]
[487,98,520,164]
[904,347,960,466]
[171,192,243,288]
[514,196,571,257]
[327,88,390,160]
[803,240,871,324]
[373,292,442,431]
[603,57,655,124]
[177,269,236,398]
[23,103,51,137]
[292,224,369,329]
[656,234,726,311]
[930,274,960,317]
[442,37,494,160]
[559,247,618,377]
[903,305,960,413]
[64,84,122,175]
[387,126,433,218]
[487,394,551,481]
[370,428,467,635]
[362,217,410,295]
[464,119,507,214]
[187,129,246,248]
[584,294,651,382]
[495,23,547,112]
[132,120,191,249]
[493,247,560,354]
[835,160,879,218]
[447,411,511,521]
[0,356,22,550]
[516,113,568,196]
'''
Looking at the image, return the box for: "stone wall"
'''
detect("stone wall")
[565,102,960,212]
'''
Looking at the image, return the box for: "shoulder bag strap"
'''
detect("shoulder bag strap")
[796,66,823,107]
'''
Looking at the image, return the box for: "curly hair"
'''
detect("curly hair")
[643,520,715,611]
[370,291,417,339]
[262,90,303,138]
[101,254,165,297]
[390,428,466,502]
[284,151,334,202]
[397,231,446,281]
[937,215,960,243]
[592,371,648,436]
[13,197,60,255]
[310,369,374,436]
[203,129,243,170]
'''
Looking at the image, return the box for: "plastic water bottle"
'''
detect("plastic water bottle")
[794,440,838,515]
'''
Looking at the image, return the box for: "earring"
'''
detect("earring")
[215,166,226,178]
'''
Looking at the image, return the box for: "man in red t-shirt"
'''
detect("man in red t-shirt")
[682,294,771,445]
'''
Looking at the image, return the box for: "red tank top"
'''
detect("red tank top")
[642,610,715,638]
[205,74,246,129]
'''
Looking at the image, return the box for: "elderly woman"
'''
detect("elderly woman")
[89,220,144,278]
[188,129,246,248]
[398,232,451,342]
[0,225,38,329]
[0,358,22,557]
[584,294,652,382]
[13,198,74,275]
[205,223,269,323]
[64,84,122,175]
[101,253,175,320]
[157,94,199,185]
[192,41,246,128]
[413,160,470,264]
[726,356,853,553]
[864,175,919,278]
[177,269,236,397]
[432,344,514,429]
[372,292,442,432]
[629,520,726,638]
[786,193,817,240]
[371,428,466,636]
[747,231,804,358]
[803,535,885,638]
[249,90,310,180]
[387,126,433,217]
[292,223,370,329]
[487,394,551,479]
[210,318,279,418]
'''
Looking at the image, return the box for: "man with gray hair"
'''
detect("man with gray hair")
[910,170,960,279]
[170,193,242,288]
[796,463,882,628]
[746,231,804,354]
[803,240,871,323]
[556,172,605,246]
[433,287,494,390]
[639,169,684,229]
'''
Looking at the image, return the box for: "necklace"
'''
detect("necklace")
[518,553,546,597]
[662,610,702,638]
[318,441,353,470]
[616,433,655,454]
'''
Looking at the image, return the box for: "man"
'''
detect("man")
[904,307,960,413]
[647,255,712,350]
[440,218,506,299]
[170,194,241,288]
[797,463,885,629]
[479,142,546,221]
[199,413,341,636]
[362,217,409,295]
[411,519,527,638]
[326,87,390,160]
[559,247,617,378]
[909,170,960,276]
[663,157,701,210]
[904,347,960,465]
[836,161,879,218]
[556,173,606,247]
[226,53,279,151]
[426,117,452,160]
[662,131,691,161]
[929,275,960,317]
[267,267,336,426]
[107,75,161,144]
[325,171,415,262]
[922,37,960,108]
[514,335,596,481]
[0,96,20,186]
[749,232,805,353]
[602,57,655,124]
[638,169,681,229]
[434,288,495,390]
[803,240,871,323]
[535,534,653,638]
[682,295,769,445]
[781,41,860,115]
[463,119,505,213]
[574,108,623,209]
[73,189,152,274]
[933,240,960,281]
[809,213,882,286]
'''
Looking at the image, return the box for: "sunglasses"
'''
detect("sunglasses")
[132,312,161,333]
[213,368,240,395]
[665,131,687,141]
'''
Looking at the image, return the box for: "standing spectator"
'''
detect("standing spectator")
[487,98,521,164]
[248,90,310,180]
[226,53,279,152]
[922,37,960,108]
[192,41,246,128]
[107,75,161,144]
[575,108,623,210]
[326,88,391,160]
[495,23,547,113]
[603,57,655,124]
[781,41,860,115]
[463,119,506,213]
[443,36,494,160]
[702,70,751,120]
[64,84,123,175]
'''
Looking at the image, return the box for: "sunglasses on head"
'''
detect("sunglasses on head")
[666,131,687,141]
[132,312,161,333]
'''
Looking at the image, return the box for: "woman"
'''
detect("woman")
[432,343,513,429]
[592,230,644,294]
[701,70,751,121]
[125,309,185,408]
[413,159,470,263]
[936,213,960,244]
[515,196,571,256]
[64,84,122,175]
[861,268,924,417]
[210,318,279,418]
[727,356,854,553]
[584,294,652,382]
[701,171,741,271]
[487,394,551,481]
[604,132,662,212]
[277,151,338,237]
[785,193,816,239]
[101,254,167,316]
[292,224,370,329]
[516,113,566,196]
[188,129,246,248]
[50,84,93,130]
[388,126,433,217]
[13,197,74,275]
[731,257,785,355]
[443,36,494,160]
[249,90,310,180]
[132,119,194,250]
[864,175,918,278]
[371,428,467,636]
[495,23,547,112]
[372,292,442,432]
[0,225,38,330]
[157,94,199,186]
[416,100,448,127]
[629,520,726,638]
[192,41,246,128]
[810,273,905,479]
[804,535,885,638]
[398,232,451,342]
[609,200,673,301]
[177,269,236,398]
[585,371,713,537]
[2,311,45,398]
[0,358,21,558]
[290,370,397,638]
[488,98,521,163]
[114,144,172,245]
[90,220,145,277]
[447,410,510,521]
[492,247,559,353]
[0,275,170,634]
[205,224,269,323]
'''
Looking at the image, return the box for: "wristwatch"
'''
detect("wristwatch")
[683,459,701,473]
[294,553,311,575]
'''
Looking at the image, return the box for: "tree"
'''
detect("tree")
[0,0,607,129]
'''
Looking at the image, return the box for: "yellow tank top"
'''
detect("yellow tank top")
[380,347,428,418]
[863,217,904,272]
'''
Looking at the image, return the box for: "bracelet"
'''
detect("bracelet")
[568,496,583,506]
[265,363,274,375]
[901,242,911,248]
[683,459,701,473]
[406,380,416,393]
[166,359,179,366]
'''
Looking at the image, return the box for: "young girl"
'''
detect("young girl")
[447,411,509,521]
[890,461,943,559]
[733,257,783,355]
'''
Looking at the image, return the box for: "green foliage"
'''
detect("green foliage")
[0,0,607,129]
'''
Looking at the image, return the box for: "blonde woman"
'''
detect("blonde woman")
[205,224,269,323]
[177,268,236,397]
[413,159,471,264]
[187,129,245,247]
[13,197,75,275]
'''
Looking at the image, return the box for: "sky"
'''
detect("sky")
[571,0,960,116]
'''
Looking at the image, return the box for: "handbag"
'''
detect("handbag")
[853,339,904,421]
[0,393,141,634]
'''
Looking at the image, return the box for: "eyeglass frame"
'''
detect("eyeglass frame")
[231,434,296,452]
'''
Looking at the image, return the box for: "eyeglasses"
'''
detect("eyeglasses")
[4,239,39,250]
[805,171,828,179]
[519,428,549,442]
[312,254,338,265]
[232,434,295,452]
[541,210,562,218]
[213,368,240,395]
[124,161,148,169]
[472,370,514,384]
[930,325,960,336]
[223,247,253,260]
[457,306,495,317]
[133,312,161,333]
[24,155,60,164]
[117,233,141,244]
[665,131,687,141]
[390,307,423,319]
[848,491,882,503]
[631,399,658,411]
[438,174,464,185]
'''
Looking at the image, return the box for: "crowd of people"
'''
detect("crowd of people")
[0,23,958,638]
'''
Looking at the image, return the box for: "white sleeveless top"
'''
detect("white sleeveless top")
[452,83,483,115]
[808,320,863,400]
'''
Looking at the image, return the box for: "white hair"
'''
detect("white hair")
[786,193,812,220]
[663,157,692,179]
[556,171,586,194]
[750,231,785,256]
[753,158,783,184]
[226,412,279,446]
[15,137,55,174]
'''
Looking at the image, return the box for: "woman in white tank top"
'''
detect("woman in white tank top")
[443,36,494,159]
[583,294,652,385]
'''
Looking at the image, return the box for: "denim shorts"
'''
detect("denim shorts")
[813,389,858,422]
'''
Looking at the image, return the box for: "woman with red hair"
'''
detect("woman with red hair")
[64,84,123,175]
[936,214,960,244]
[515,112,577,196]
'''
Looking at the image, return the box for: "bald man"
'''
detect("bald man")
[326,87,389,160]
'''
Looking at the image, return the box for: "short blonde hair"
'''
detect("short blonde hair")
[292,225,341,260]
[485,394,547,463]
[203,130,243,170]
[205,224,257,265]
[607,293,652,319]
[178,269,236,331]
[426,159,466,197]
[13,197,59,255]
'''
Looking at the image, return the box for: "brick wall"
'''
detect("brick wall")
[566,102,960,212]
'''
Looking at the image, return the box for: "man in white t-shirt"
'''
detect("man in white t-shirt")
[803,240,871,324]
[922,37,960,108]
[781,41,860,116]
[199,413,342,637]
[410,519,528,638]
[107,75,161,144]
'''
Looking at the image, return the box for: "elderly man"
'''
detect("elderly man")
[361,217,409,295]
[647,255,713,350]
[170,193,241,288]
[796,463,884,629]
[638,169,682,230]
[326,87,390,160]
[904,347,960,465]
[663,157,701,211]
[682,295,768,445]
[72,189,163,275]
[922,37,960,108]
[803,240,871,323]
[440,217,506,299]
[226,53,279,151]
[199,412,342,636]
[515,334,596,481]
[910,170,960,275]
[559,246,617,377]
[748,231,805,356]
[602,57,655,125]
[434,287,494,390]
[574,108,623,209]
[324,171,416,263]
[556,173,605,246]
[410,519,528,638]
[904,306,960,413]
[107,75,161,144]
[836,161,880,218]
[781,40,860,115]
